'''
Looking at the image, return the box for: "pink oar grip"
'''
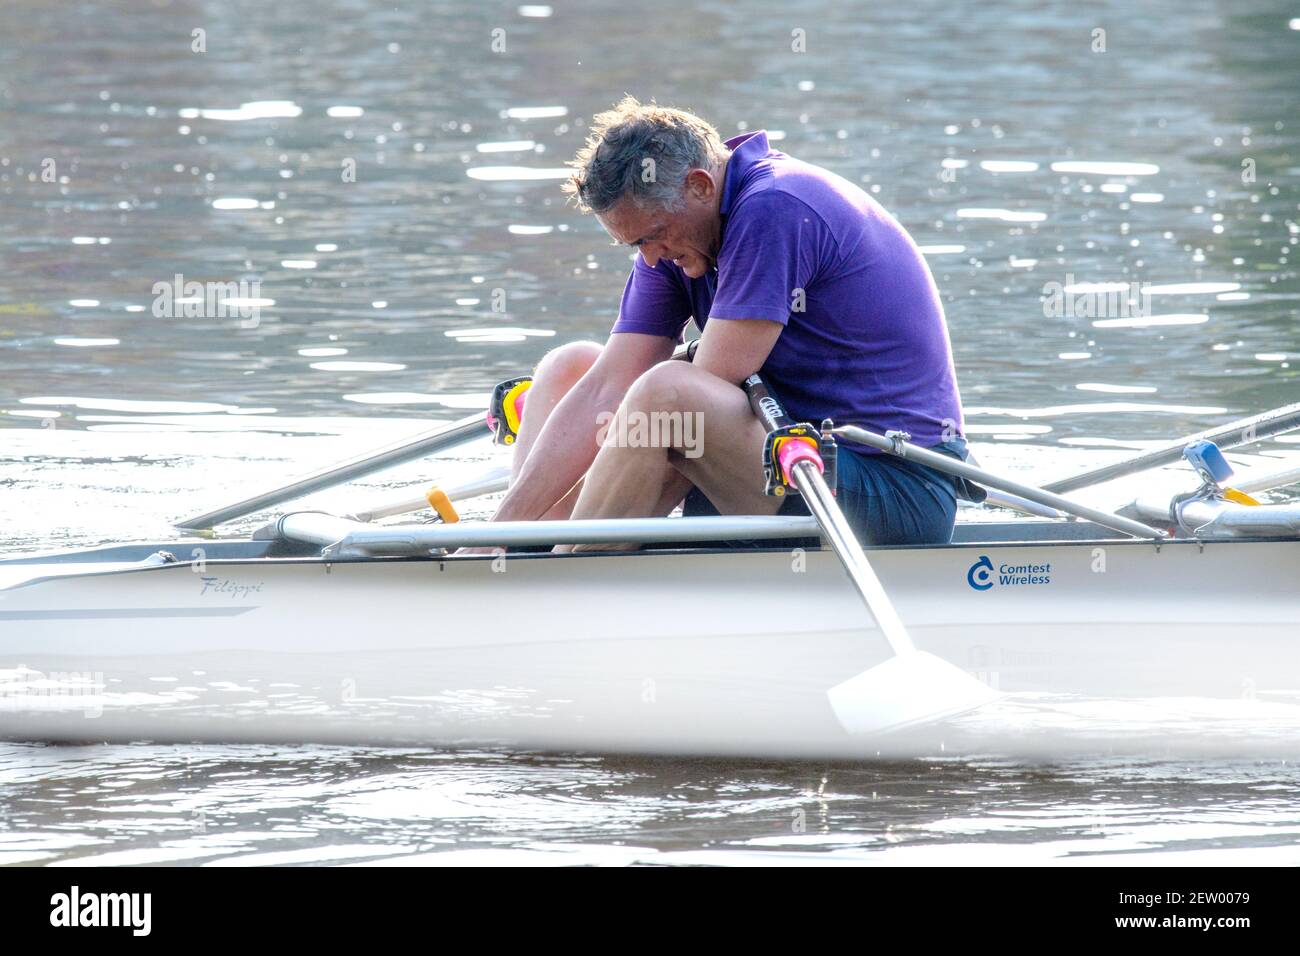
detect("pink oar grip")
[778,440,823,484]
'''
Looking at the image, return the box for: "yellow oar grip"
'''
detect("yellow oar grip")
[425,486,460,523]
[1223,487,1260,506]
[501,379,531,444]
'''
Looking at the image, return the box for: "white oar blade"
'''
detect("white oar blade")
[827,651,1000,737]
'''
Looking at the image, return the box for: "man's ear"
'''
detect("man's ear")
[685,168,716,202]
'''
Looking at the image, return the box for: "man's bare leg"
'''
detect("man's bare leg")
[507,341,601,524]
[542,462,689,523]
[453,342,602,554]
[557,361,777,552]
[510,341,602,482]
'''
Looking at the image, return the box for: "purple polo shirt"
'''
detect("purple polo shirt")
[612,130,965,450]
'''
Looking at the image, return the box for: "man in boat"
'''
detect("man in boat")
[479,97,978,550]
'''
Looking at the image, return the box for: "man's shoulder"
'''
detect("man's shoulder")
[732,154,872,231]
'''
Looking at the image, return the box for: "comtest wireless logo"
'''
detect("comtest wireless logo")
[967,555,1052,590]
[967,555,994,591]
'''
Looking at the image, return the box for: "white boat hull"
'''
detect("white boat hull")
[3,533,1299,757]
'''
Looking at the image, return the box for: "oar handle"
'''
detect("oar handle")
[742,373,794,431]
[742,374,833,495]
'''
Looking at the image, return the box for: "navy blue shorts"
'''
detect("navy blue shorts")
[681,439,977,549]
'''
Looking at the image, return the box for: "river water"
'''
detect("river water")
[1,0,1298,865]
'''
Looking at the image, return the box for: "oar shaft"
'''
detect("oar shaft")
[348,465,512,523]
[176,413,488,530]
[834,425,1165,539]
[1042,402,1300,494]
[790,460,915,656]
[1234,464,1300,495]
[982,489,1061,519]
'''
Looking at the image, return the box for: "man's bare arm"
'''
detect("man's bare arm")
[491,332,676,522]
[691,318,783,385]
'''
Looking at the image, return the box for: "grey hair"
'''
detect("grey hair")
[564,96,730,214]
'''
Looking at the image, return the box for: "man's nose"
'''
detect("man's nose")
[639,243,670,269]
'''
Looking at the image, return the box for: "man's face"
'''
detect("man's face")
[597,169,723,279]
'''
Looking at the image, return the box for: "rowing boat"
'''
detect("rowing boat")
[3,495,1299,757]
[5,384,1300,758]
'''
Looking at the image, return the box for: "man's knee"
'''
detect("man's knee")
[623,359,700,413]
[534,340,602,387]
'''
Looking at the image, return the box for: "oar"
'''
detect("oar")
[175,413,490,530]
[178,370,534,531]
[742,375,998,736]
[834,426,1165,539]
[1234,463,1300,495]
[346,464,512,523]
[178,343,699,532]
[1042,401,1300,495]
